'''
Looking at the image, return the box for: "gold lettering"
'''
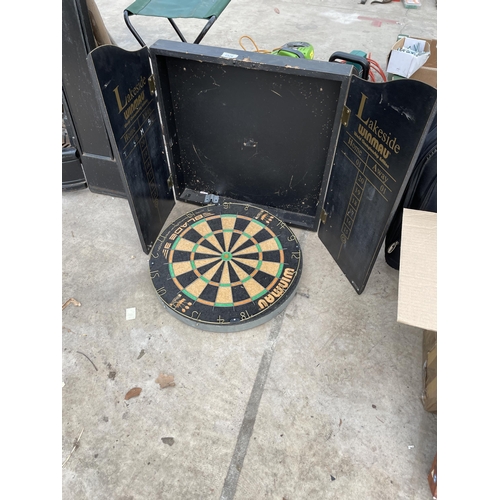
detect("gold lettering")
[278,278,289,289]
[113,76,148,116]
[124,91,145,120]
[265,294,275,304]
[258,299,268,310]
[113,86,127,114]
[356,93,370,125]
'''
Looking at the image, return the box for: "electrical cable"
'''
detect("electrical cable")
[239,35,282,54]
[238,37,388,82]
[367,53,387,82]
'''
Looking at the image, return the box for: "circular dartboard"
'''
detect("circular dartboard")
[149,203,302,332]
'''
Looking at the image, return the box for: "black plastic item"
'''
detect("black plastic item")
[276,48,305,58]
[384,115,437,270]
[62,143,87,191]
[329,51,370,80]
[62,94,87,192]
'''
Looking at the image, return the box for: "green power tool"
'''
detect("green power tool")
[271,41,314,59]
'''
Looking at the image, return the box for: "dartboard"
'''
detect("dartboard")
[149,203,302,332]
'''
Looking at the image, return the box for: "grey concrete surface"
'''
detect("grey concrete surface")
[62,1,437,499]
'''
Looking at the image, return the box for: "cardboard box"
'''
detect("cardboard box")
[387,38,437,89]
[397,209,437,412]
[397,209,437,332]
[387,37,430,78]
[422,330,437,412]
[408,38,437,88]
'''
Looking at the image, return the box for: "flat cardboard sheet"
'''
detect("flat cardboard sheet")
[397,209,437,331]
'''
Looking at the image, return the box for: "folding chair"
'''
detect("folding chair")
[124,0,232,47]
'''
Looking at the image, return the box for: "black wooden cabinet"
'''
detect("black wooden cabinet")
[87,41,436,293]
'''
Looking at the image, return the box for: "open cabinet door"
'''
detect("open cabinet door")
[87,45,176,254]
[318,76,437,294]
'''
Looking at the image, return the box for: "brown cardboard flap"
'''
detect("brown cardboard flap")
[409,67,437,89]
[425,39,438,68]
[423,330,437,362]
[397,209,437,331]
[427,344,437,368]
[424,374,437,413]
[422,329,437,413]
[426,376,437,394]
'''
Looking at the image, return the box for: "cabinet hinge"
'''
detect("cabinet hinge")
[320,209,328,224]
[148,74,156,95]
[341,105,351,127]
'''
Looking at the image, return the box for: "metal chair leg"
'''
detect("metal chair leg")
[124,10,146,47]
[167,19,187,43]
[168,16,217,44]
[194,16,217,44]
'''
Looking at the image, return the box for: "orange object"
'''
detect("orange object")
[428,454,437,498]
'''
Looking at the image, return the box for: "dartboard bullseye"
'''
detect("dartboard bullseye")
[149,203,302,332]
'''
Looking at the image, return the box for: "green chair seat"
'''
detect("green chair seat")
[126,0,231,20]
[124,0,231,46]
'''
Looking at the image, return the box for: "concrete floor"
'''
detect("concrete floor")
[62,1,438,499]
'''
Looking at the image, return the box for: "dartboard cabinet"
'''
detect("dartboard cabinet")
[87,40,436,331]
